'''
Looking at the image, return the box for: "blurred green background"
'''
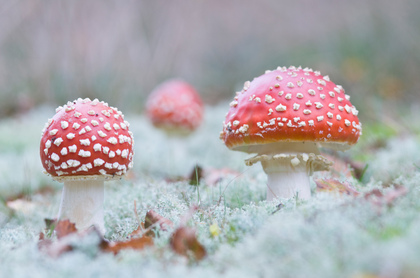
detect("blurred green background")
[0,0,419,127]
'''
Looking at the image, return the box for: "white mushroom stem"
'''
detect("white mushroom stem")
[244,142,332,201]
[57,179,105,234]
[261,158,311,200]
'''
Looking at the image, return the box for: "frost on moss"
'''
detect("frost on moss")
[1,104,420,277]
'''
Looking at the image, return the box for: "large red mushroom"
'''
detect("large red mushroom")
[146,79,204,136]
[220,66,362,200]
[40,98,134,234]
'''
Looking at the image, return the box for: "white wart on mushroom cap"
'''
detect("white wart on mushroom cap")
[40,98,134,181]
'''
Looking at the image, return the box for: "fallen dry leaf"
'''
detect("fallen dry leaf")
[170,226,206,261]
[363,185,408,208]
[315,178,360,196]
[145,210,174,231]
[101,236,154,255]
[55,219,78,239]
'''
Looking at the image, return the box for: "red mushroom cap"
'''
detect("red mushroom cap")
[146,79,204,134]
[40,98,134,181]
[220,66,362,152]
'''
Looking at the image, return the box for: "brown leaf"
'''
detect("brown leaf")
[170,226,206,261]
[145,210,173,231]
[101,236,154,255]
[364,185,408,207]
[55,219,78,239]
[315,178,360,196]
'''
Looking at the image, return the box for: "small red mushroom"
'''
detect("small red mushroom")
[146,79,204,136]
[40,98,134,234]
[220,66,362,200]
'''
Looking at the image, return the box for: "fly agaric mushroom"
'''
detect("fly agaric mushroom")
[40,98,134,234]
[220,66,362,200]
[146,79,204,135]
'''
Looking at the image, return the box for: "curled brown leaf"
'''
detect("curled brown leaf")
[170,226,206,261]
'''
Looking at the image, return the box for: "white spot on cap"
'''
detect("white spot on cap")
[80,118,88,123]
[337,115,342,120]
[104,123,111,131]
[67,160,81,168]
[305,100,312,106]
[345,119,351,126]
[317,116,324,122]
[265,95,275,104]
[50,129,58,136]
[308,120,314,126]
[103,147,109,154]
[337,97,344,102]
[107,137,118,145]
[78,150,91,157]
[315,102,323,109]
[94,158,105,167]
[54,137,63,146]
[91,120,99,126]
[329,91,335,97]
[85,126,92,132]
[101,110,111,117]
[68,145,77,153]
[329,103,335,109]
[74,112,82,118]
[276,103,287,112]
[285,93,292,100]
[293,103,300,111]
[98,130,107,138]
[51,153,60,162]
[93,143,102,152]
[79,128,86,135]
[296,93,303,99]
[344,105,352,113]
[80,139,90,146]
[44,148,48,155]
[308,89,316,96]
[45,140,52,149]
[61,147,68,156]
[320,94,326,99]
[303,109,311,115]
[61,121,69,129]
[120,123,127,130]
[317,79,326,86]
[327,121,333,127]
[67,133,75,140]
[327,112,333,118]
[121,149,129,158]
[88,110,95,116]
[109,151,115,158]
[73,123,80,130]
[91,135,97,141]
[105,163,113,169]
[113,123,120,130]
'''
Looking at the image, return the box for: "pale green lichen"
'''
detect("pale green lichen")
[0,104,420,277]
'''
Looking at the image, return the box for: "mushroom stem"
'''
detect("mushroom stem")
[261,158,311,201]
[58,179,105,234]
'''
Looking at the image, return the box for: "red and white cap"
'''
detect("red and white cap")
[40,98,134,181]
[220,66,362,152]
[146,79,204,134]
